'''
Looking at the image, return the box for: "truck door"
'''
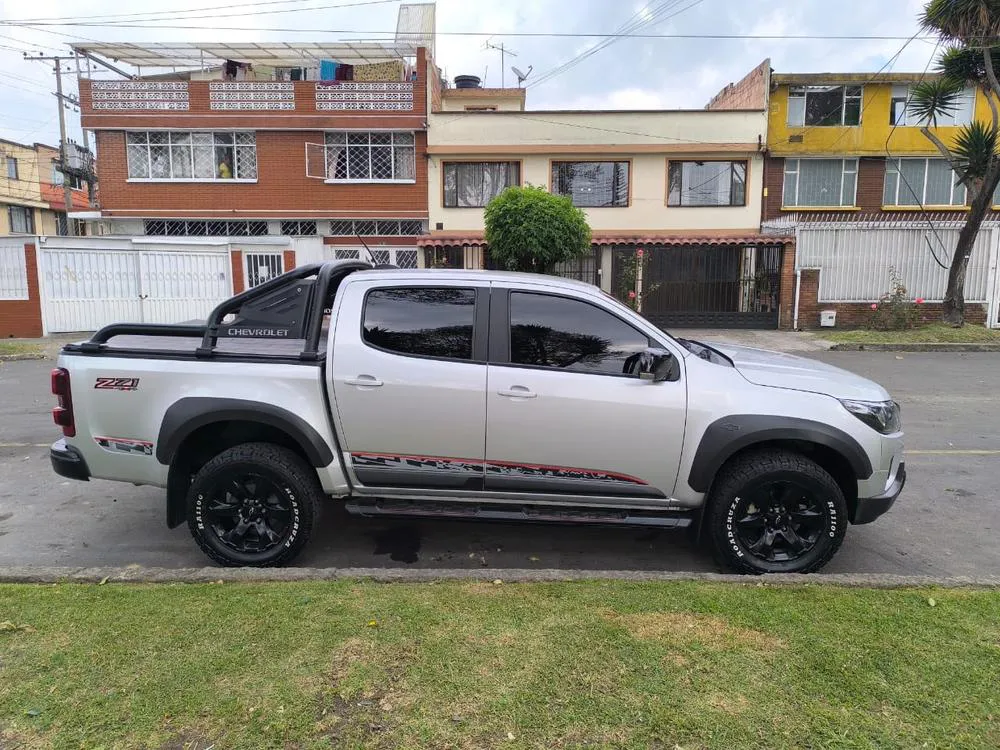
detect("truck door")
[484,286,687,501]
[329,278,489,490]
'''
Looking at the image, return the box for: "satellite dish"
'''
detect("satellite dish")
[512,65,532,86]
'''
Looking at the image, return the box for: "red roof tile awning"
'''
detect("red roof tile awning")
[417,233,792,248]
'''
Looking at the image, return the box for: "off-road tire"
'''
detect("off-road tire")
[707,448,847,574]
[186,442,321,567]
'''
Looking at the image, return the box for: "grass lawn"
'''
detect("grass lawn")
[2,582,999,749]
[826,323,1000,344]
[0,341,43,356]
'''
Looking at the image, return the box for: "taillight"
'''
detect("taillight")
[51,367,75,438]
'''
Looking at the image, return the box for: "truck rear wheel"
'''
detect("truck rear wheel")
[186,442,321,567]
[706,449,847,574]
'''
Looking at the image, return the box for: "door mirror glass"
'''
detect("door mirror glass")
[624,347,678,382]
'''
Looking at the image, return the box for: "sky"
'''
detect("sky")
[0,0,937,150]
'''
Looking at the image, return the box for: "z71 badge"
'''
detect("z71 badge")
[94,377,140,391]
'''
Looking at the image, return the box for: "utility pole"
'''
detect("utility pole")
[484,41,517,88]
[25,54,76,235]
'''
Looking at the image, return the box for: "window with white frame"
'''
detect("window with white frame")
[783,158,858,207]
[443,161,520,207]
[7,205,35,233]
[787,85,862,126]
[126,131,257,180]
[324,132,415,182]
[889,84,975,126]
[883,158,965,206]
[6,157,18,180]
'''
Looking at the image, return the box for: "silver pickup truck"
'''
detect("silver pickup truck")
[49,260,905,573]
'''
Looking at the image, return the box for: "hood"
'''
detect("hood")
[703,342,891,402]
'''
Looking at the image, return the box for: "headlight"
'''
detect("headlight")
[840,399,901,434]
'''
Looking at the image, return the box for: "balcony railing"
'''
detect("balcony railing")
[83,79,416,114]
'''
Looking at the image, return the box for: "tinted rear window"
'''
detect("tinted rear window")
[363,287,476,360]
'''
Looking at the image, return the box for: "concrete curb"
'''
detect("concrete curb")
[830,342,1000,352]
[0,353,46,362]
[1,566,999,588]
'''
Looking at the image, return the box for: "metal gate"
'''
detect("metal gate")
[40,247,231,333]
[615,244,782,329]
[245,252,284,288]
[327,246,418,268]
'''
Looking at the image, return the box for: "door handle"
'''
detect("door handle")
[498,385,536,399]
[345,375,383,387]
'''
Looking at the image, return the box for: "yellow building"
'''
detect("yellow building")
[0,139,89,236]
[764,72,993,218]
[0,139,48,236]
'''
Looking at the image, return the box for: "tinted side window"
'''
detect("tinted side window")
[509,292,649,375]
[364,287,476,360]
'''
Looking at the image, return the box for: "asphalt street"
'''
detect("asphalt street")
[1,351,998,574]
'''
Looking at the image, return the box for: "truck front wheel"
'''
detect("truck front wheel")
[706,449,848,574]
[185,442,321,567]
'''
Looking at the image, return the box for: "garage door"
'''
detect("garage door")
[40,248,232,333]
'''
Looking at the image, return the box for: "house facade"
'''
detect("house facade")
[762,71,1000,327]
[74,42,431,280]
[422,62,792,329]
[0,139,87,237]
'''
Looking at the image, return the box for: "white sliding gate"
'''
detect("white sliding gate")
[38,239,233,333]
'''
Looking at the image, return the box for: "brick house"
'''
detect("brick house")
[72,41,431,283]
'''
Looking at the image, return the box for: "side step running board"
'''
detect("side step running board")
[344,498,693,529]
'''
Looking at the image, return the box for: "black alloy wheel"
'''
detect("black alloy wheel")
[202,473,295,554]
[730,479,826,563]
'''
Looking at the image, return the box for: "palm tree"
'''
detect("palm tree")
[909,0,1000,325]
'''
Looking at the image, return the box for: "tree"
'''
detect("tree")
[911,0,1000,325]
[483,185,591,273]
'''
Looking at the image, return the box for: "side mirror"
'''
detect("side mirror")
[624,347,678,382]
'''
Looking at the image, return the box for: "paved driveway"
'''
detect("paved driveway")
[1,351,997,574]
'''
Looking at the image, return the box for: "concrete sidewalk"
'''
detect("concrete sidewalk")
[670,329,835,352]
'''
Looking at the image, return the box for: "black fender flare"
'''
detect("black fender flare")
[156,397,334,468]
[686,415,873,493]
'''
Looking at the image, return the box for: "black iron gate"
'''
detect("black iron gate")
[613,244,782,329]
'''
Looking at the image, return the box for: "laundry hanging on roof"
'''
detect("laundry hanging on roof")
[320,60,338,81]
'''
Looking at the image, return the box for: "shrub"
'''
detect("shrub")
[484,185,591,273]
[868,267,922,330]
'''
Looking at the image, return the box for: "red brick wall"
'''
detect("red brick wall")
[855,157,886,210]
[0,243,43,338]
[95,129,428,219]
[763,156,784,220]
[705,59,769,110]
[230,250,245,294]
[796,268,988,329]
[778,241,796,329]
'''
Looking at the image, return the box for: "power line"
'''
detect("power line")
[531,0,705,89]
[0,19,936,41]
[3,0,395,25]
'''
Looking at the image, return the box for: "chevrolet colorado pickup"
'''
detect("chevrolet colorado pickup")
[49,260,904,573]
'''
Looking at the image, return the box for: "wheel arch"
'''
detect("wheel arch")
[159,398,334,529]
[688,415,872,497]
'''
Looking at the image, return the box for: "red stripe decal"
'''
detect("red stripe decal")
[350,452,647,485]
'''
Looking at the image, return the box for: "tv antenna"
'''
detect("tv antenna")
[512,65,533,87]
[484,39,517,88]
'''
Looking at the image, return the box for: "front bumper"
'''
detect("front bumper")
[50,439,90,482]
[851,461,905,524]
